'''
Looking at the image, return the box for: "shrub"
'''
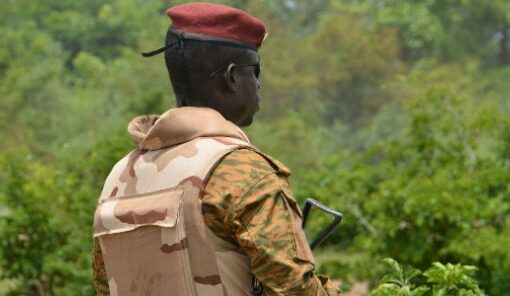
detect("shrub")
[369,258,484,296]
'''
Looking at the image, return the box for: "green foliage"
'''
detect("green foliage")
[0,130,132,295]
[1,0,510,295]
[303,62,510,295]
[0,152,94,295]
[369,258,484,296]
[369,258,429,296]
[424,262,482,295]
[345,0,510,64]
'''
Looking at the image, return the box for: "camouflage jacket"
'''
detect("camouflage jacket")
[92,107,340,295]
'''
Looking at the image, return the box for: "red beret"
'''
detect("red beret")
[166,2,267,48]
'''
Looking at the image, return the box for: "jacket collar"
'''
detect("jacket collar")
[128,107,250,151]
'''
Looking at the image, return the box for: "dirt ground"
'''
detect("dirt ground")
[341,281,369,296]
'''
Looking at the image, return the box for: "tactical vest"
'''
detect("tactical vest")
[94,110,260,296]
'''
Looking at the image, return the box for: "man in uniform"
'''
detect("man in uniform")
[92,2,340,295]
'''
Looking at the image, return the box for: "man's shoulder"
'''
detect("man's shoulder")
[215,148,290,179]
[203,148,291,206]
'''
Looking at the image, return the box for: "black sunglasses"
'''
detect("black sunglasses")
[209,62,260,79]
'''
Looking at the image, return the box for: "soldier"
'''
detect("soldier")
[92,2,340,295]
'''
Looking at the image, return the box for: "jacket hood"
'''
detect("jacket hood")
[127,107,250,150]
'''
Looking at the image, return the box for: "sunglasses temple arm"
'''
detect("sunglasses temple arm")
[209,65,230,77]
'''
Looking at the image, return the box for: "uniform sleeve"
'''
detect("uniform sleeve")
[202,149,340,295]
[92,237,110,295]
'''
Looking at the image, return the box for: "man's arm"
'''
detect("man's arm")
[234,175,334,295]
[202,149,340,295]
[92,237,110,295]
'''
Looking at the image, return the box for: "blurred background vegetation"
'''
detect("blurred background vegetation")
[0,0,509,295]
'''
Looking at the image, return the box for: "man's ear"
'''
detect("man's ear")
[223,63,237,91]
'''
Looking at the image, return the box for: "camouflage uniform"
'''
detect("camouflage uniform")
[93,107,340,295]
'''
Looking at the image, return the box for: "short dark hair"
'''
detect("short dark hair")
[163,29,255,106]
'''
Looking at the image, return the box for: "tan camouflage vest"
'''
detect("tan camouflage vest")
[93,107,260,296]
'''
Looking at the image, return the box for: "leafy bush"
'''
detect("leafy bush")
[302,63,510,295]
[0,149,100,295]
[369,258,484,296]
